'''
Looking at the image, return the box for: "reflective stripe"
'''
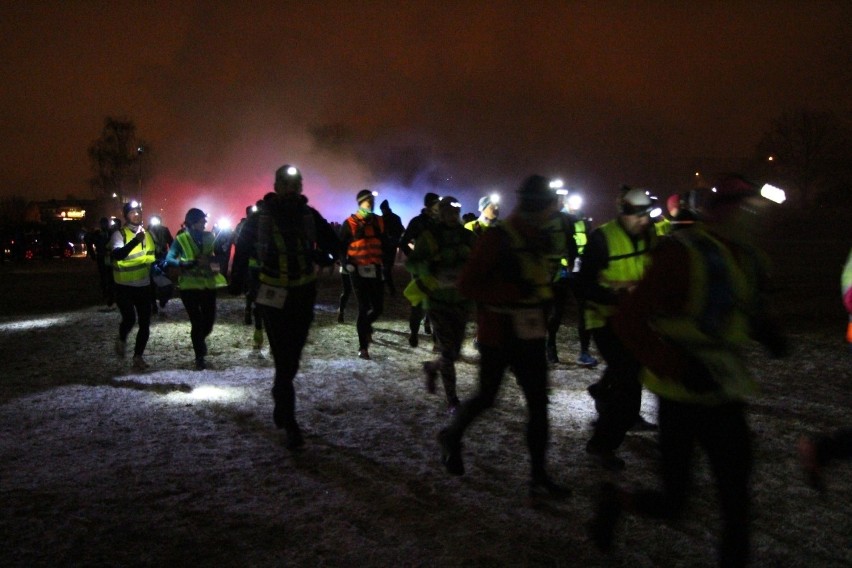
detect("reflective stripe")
[496,223,553,307]
[641,228,757,404]
[585,220,653,329]
[113,227,155,284]
[573,220,588,254]
[258,223,316,288]
[346,214,384,265]
[175,232,227,290]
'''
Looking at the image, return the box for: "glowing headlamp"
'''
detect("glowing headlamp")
[760,184,786,204]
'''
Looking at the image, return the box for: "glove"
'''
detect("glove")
[680,357,719,393]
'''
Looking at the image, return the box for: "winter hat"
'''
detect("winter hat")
[274,164,303,194]
[478,196,492,212]
[516,175,557,212]
[619,187,654,216]
[438,196,462,211]
[122,200,142,219]
[184,208,207,226]
[379,199,390,211]
[356,189,375,203]
[424,192,440,207]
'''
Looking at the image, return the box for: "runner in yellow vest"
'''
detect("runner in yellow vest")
[110,200,156,370]
[165,208,227,370]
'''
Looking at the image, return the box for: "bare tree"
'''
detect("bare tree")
[87,117,147,203]
[754,109,851,206]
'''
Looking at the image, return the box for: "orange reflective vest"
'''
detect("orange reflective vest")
[346,213,384,266]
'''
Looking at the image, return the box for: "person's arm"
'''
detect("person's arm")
[577,230,618,305]
[312,210,340,266]
[110,229,141,262]
[612,240,691,380]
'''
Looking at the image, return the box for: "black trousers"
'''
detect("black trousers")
[426,303,469,404]
[546,279,569,351]
[350,271,384,350]
[445,333,550,481]
[587,323,642,451]
[245,268,263,331]
[261,283,317,433]
[115,284,152,357]
[179,288,217,359]
[566,277,592,353]
[631,398,752,568]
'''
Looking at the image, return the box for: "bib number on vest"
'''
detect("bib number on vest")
[357,264,379,278]
[256,283,288,309]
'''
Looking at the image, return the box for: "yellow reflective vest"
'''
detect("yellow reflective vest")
[113,227,155,285]
[640,228,759,404]
[584,220,654,329]
[174,232,227,290]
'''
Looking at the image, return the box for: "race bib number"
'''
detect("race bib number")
[357,264,378,278]
[511,308,546,340]
[255,283,288,309]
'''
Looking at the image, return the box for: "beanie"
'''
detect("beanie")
[184,208,207,226]
[122,200,142,219]
[478,196,492,212]
[516,175,557,212]
[274,164,303,194]
[424,192,440,207]
[356,189,375,203]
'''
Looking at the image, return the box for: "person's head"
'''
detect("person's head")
[516,175,558,217]
[148,215,162,228]
[99,217,110,231]
[273,164,303,195]
[703,175,776,239]
[122,200,143,225]
[379,199,390,213]
[666,193,681,218]
[356,189,376,212]
[478,194,500,222]
[617,186,654,236]
[424,192,440,215]
[184,208,207,230]
[437,196,462,225]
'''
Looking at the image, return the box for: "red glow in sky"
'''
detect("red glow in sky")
[1,1,850,226]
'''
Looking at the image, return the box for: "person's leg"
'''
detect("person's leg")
[545,281,568,363]
[512,338,550,482]
[132,285,152,358]
[701,403,752,568]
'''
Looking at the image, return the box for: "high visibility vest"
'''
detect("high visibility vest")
[174,232,227,290]
[113,227,155,285]
[655,217,673,236]
[258,220,317,289]
[584,220,654,329]
[346,213,384,266]
[573,219,588,255]
[640,228,758,404]
[403,224,473,307]
[496,223,553,307]
[464,218,496,236]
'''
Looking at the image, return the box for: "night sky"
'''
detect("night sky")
[1,1,850,227]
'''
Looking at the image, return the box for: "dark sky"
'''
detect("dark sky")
[2,1,850,227]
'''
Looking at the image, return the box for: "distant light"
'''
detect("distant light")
[767,156,774,162]
[250,205,258,213]
[695,172,700,177]
[555,188,568,196]
[760,184,786,204]
[549,178,564,189]
[217,218,232,231]
[149,216,161,226]
[567,194,583,211]
[112,193,118,198]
